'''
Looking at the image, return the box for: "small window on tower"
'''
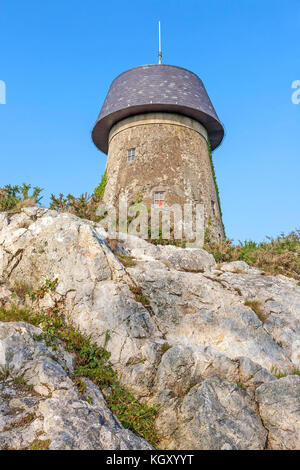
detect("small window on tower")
[211,200,216,216]
[154,191,165,207]
[127,149,135,161]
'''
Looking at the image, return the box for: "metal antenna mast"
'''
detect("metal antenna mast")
[158,21,162,64]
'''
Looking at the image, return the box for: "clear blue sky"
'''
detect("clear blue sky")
[0,0,299,242]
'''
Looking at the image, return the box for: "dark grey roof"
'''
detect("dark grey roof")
[92,64,224,153]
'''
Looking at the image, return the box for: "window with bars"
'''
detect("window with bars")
[127,149,135,161]
[153,191,165,207]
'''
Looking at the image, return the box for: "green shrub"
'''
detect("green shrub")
[0,183,43,212]
[50,192,102,222]
[50,170,107,222]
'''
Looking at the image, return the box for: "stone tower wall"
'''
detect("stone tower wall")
[103,112,224,242]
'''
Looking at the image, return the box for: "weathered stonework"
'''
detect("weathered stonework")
[92,64,225,242]
[103,113,224,241]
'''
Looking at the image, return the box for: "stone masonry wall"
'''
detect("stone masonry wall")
[103,112,224,242]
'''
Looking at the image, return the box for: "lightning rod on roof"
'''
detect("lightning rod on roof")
[158,21,162,64]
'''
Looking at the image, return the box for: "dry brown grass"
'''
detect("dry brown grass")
[107,238,119,252]
[11,282,33,300]
[178,268,204,273]
[204,230,300,281]
[9,197,36,213]
[244,299,268,323]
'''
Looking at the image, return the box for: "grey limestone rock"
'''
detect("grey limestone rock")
[0,208,299,449]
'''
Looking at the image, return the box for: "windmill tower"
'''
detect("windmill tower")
[92,30,225,241]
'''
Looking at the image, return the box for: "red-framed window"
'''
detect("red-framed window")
[153,191,165,207]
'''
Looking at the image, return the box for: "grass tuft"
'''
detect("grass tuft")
[28,439,51,450]
[274,369,300,379]
[244,299,268,323]
[115,252,137,268]
[130,286,150,306]
[205,230,300,281]
[235,381,245,390]
[160,343,172,355]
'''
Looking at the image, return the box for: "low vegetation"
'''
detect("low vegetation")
[94,171,107,200]
[0,281,158,447]
[160,343,172,355]
[148,226,186,248]
[114,252,137,268]
[49,193,103,222]
[49,172,107,222]
[0,184,43,213]
[204,230,300,281]
[235,381,245,391]
[129,286,150,307]
[28,439,51,450]
[244,299,268,323]
[270,366,300,379]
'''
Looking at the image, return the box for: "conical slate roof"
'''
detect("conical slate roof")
[92,64,224,154]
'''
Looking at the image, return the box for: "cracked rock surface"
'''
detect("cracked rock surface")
[0,322,152,450]
[0,207,300,450]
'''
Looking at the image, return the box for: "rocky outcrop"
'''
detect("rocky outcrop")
[0,207,299,450]
[256,376,300,450]
[0,322,152,450]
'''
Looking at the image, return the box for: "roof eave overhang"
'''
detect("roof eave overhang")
[92,103,224,154]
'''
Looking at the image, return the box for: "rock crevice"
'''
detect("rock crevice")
[0,207,299,450]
